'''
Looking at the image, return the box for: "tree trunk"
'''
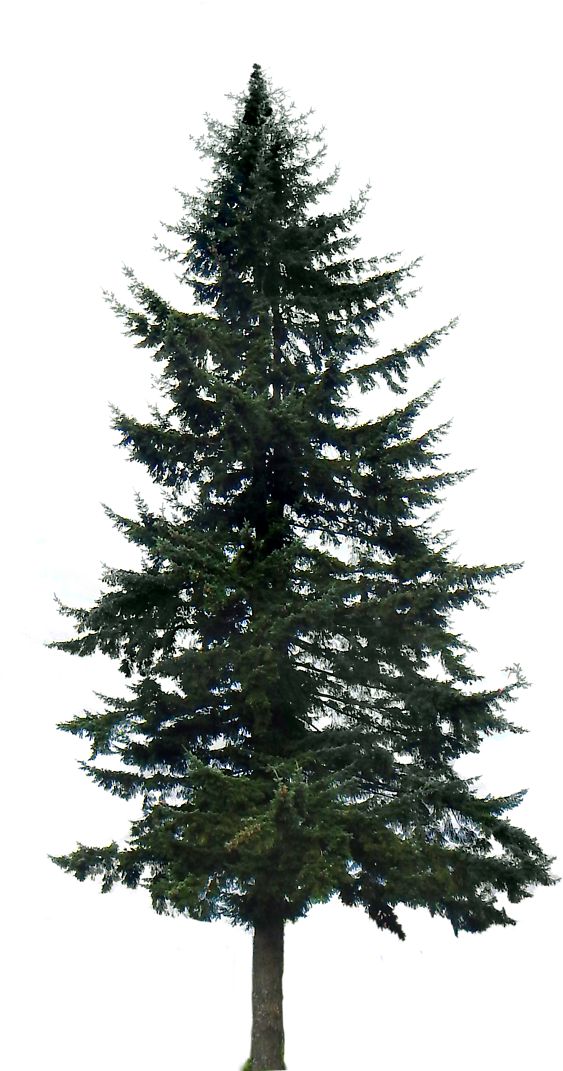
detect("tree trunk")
[250,916,285,1070]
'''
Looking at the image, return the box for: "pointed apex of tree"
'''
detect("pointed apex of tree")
[243,63,272,126]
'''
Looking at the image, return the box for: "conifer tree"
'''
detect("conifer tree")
[51,66,555,1071]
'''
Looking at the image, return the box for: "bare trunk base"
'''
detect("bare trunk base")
[250,917,285,1070]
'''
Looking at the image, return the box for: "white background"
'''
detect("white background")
[1,2,561,1068]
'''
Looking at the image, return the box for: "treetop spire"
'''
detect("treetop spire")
[243,63,273,126]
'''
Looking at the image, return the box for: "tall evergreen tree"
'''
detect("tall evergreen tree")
[51,66,555,1071]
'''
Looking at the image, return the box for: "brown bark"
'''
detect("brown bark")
[250,916,285,1070]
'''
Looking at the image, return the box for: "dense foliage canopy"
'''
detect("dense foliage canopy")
[52,65,554,943]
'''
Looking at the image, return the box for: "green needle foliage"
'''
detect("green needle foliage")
[52,65,554,952]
